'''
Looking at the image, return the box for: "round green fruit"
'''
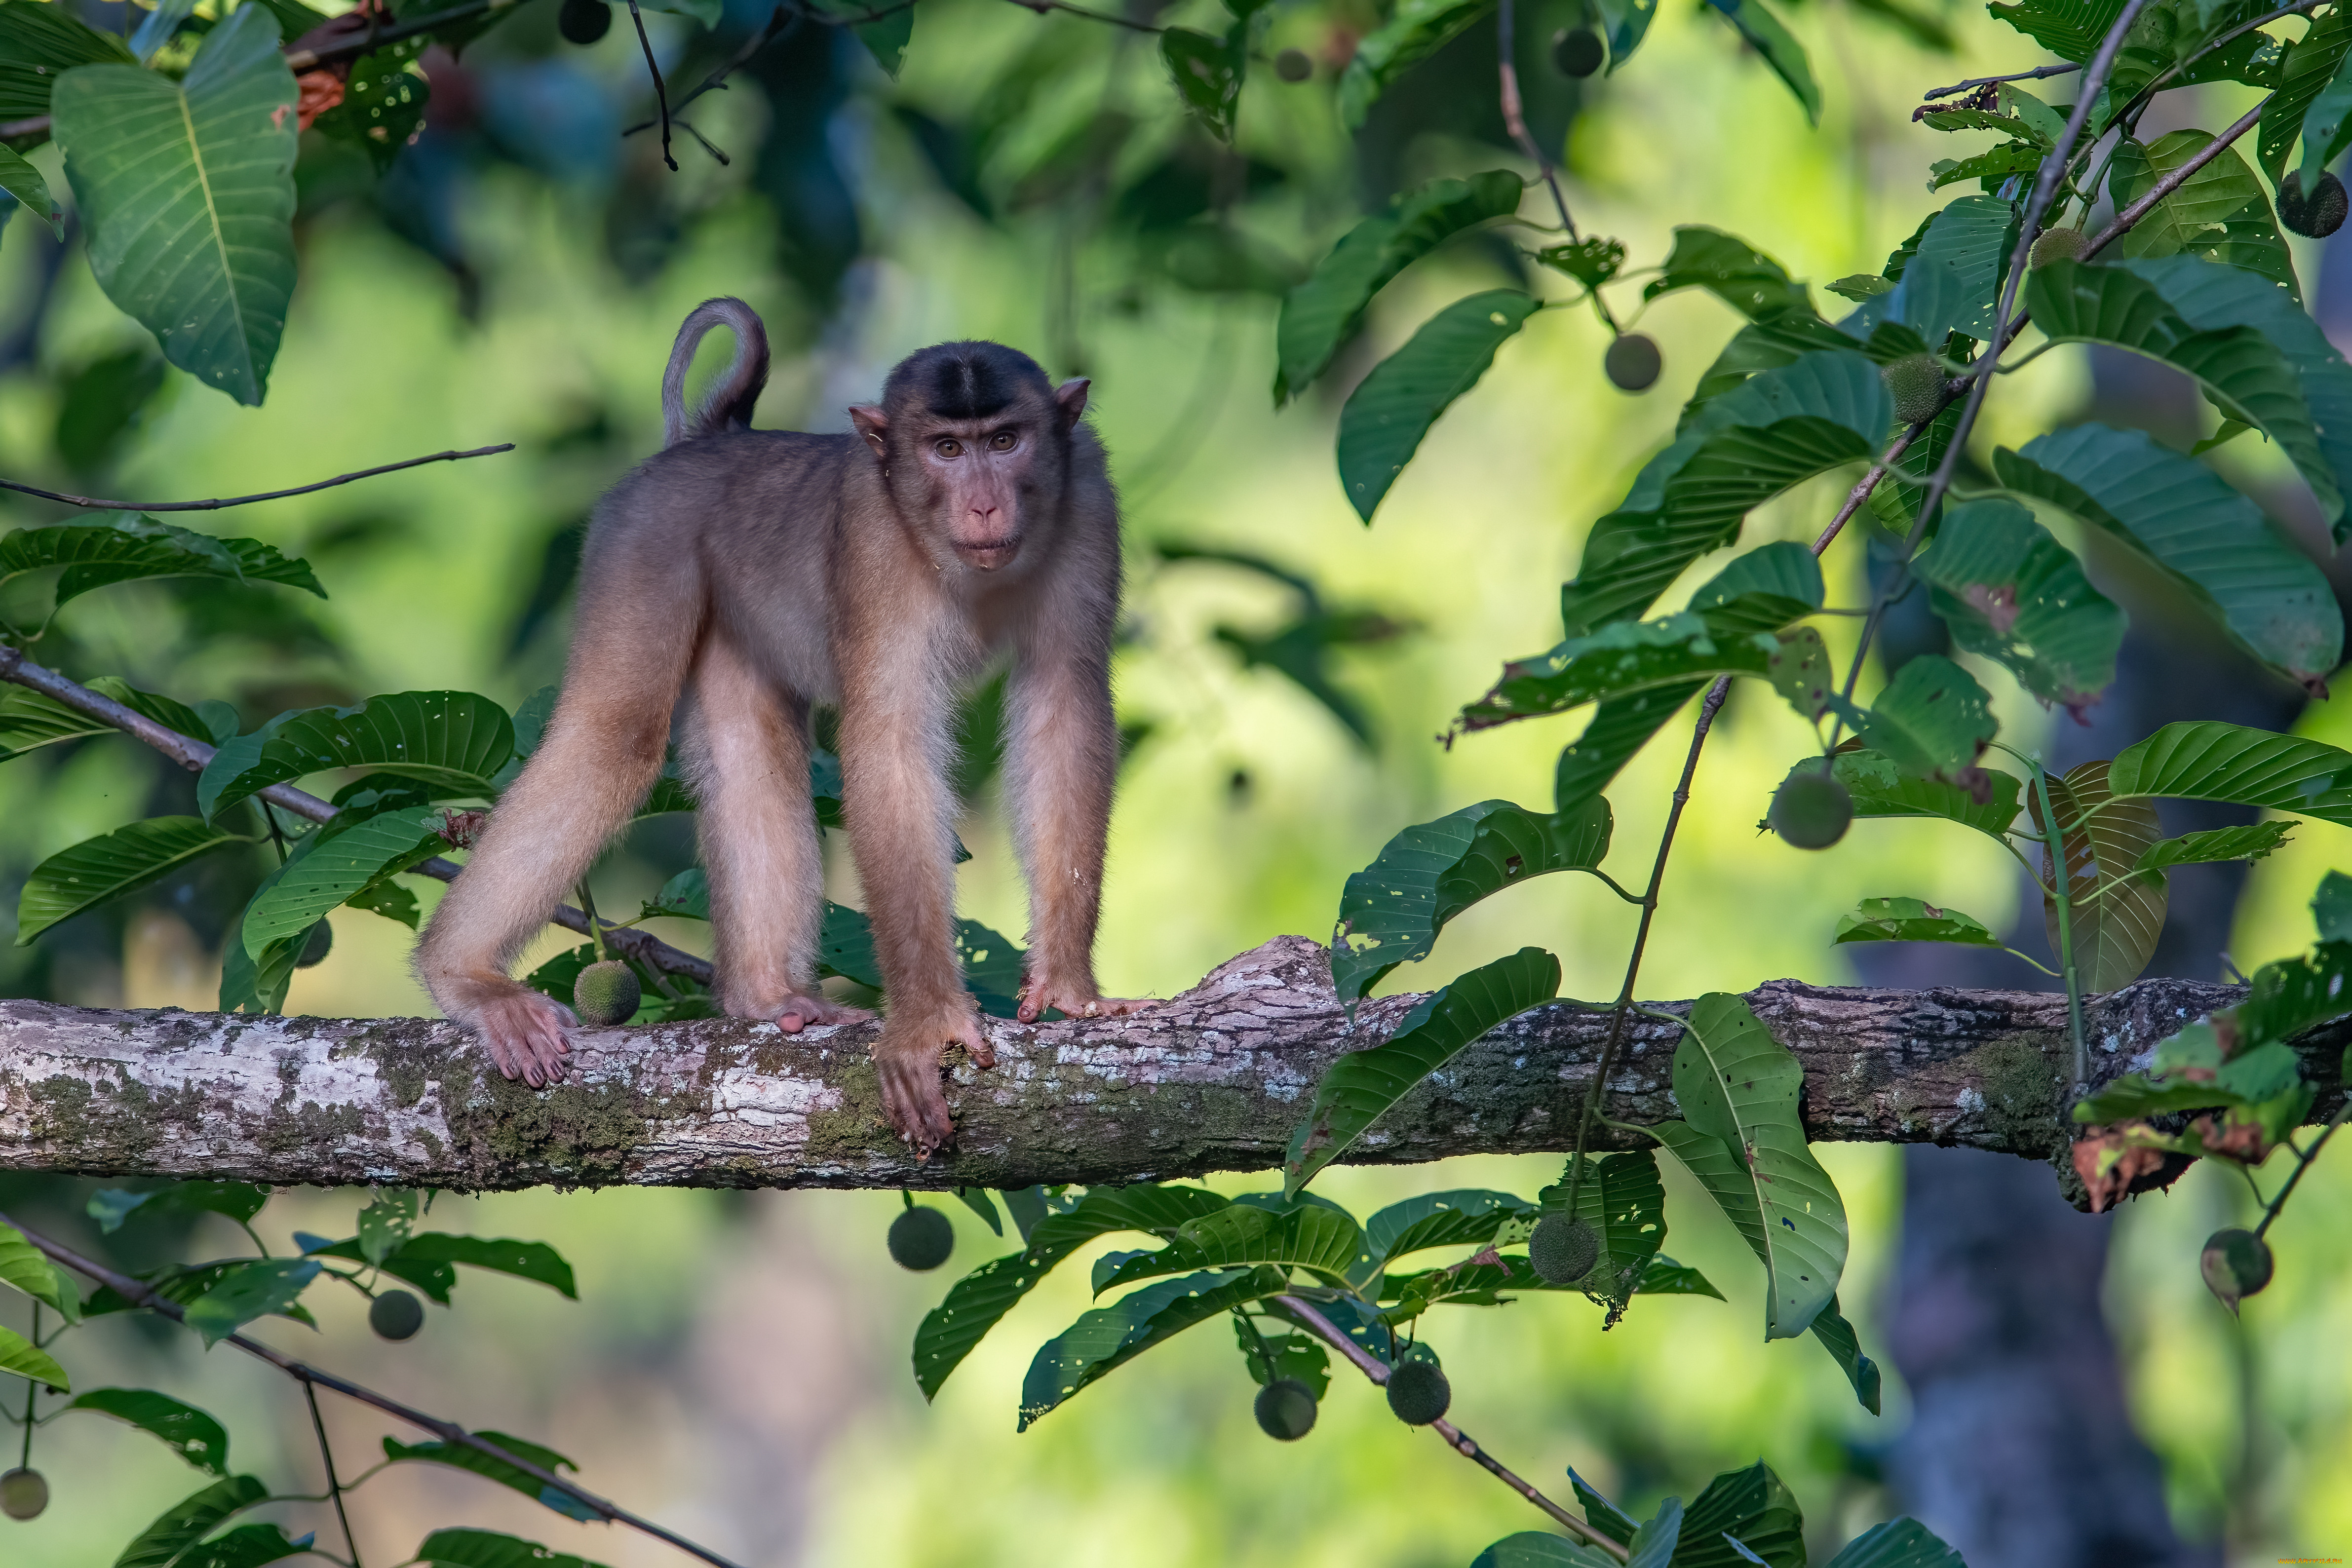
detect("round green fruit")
[888,1206,956,1271]
[2200,1227,2274,1310]
[2280,170,2349,238]
[1386,1358,1451,1425]
[1605,333,1661,392]
[2029,226,2088,268]
[1274,47,1313,82]
[1528,1214,1601,1285]
[573,959,641,1026]
[1770,766,1852,850]
[1881,353,1946,427]
[1553,26,1605,76]
[370,1288,425,1341]
[296,920,334,969]
[1254,1377,1318,1440]
[0,1468,47,1521]
[559,0,613,44]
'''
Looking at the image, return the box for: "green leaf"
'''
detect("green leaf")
[356,1189,419,1267]
[0,143,61,238]
[912,1184,1233,1399]
[1856,655,1996,781]
[1834,896,2004,948]
[1338,290,1542,521]
[952,1187,1005,1237]
[309,42,429,171]
[1703,0,1819,124]
[412,1530,613,1568]
[239,811,443,958]
[1537,1149,1667,1308]
[1286,948,1561,1193]
[392,1234,578,1298]
[2231,936,2352,1051]
[66,1388,230,1474]
[0,514,323,608]
[1677,1460,1807,1568]
[1233,1316,1331,1398]
[383,1431,593,1522]
[2025,260,2341,525]
[2260,5,2352,180]
[1985,0,2123,63]
[1160,25,1243,141]
[1358,1189,1538,1279]
[1552,682,1710,808]
[116,1475,270,1568]
[1656,995,1848,1339]
[1914,497,2123,708]
[199,690,515,821]
[0,1221,79,1320]
[1636,1255,1727,1298]
[1594,0,1659,71]
[18,816,250,945]
[2313,872,2352,943]
[1806,1296,1883,1414]
[0,1322,68,1390]
[50,7,298,406]
[1460,618,1832,732]
[1996,424,2342,688]
[1093,1204,1364,1294]
[219,864,304,1016]
[2132,820,2293,875]
[1821,1519,1966,1568]
[1330,799,1607,1005]
[1538,235,1627,289]
[1274,171,1524,400]
[2105,720,2352,828]
[1928,142,2045,191]
[0,0,137,126]
[2038,761,2166,992]
[81,1261,315,1327]
[181,1258,321,1346]
[1627,1499,1683,1568]
[1644,228,1812,320]
[1571,1469,1641,1545]
[1336,0,1492,127]
[2297,49,2352,180]
[0,685,118,762]
[1018,1265,1289,1429]
[1861,195,2014,344]
[174,1523,312,1568]
[2110,131,2295,298]
[90,1181,270,1233]
[1470,1532,1624,1568]
[1835,746,2022,839]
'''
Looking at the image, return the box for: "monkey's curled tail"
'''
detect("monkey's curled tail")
[661,297,771,448]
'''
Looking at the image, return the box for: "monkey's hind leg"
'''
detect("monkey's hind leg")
[679,635,867,1034]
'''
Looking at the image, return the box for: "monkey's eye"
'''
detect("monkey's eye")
[989,431,1017,452]
[934,438,963,458]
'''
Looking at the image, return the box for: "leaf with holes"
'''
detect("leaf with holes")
[1091,1203,1364,1294]
[1643,228,1812,319]
[1357,1189,1538,1281]
[2260,5,2352,179]
[1459,618,1833,732]
[1336,0,1492,126]
[1536,1149,1667,1307]
[1857,655,1996,781]
[1914,497,2123,710]
[239,811,444,957]
[2133,820,2293,876]
[1833,897,2005,949]
[2109,131,2295,298]
[1655,994,1848,1339]
[66,1389,229,1473]
[1019,1266,1289,1429]
[2037,761,2166,991]
[1834,747,2023,839]
[2106,721,2352,827]
[1338,290,1541,521]
[50,7,297,405]
[18,817,251,945]
[182,1258,321,1346]
[1842,195,2015,345]
[199,690,515,821]
[1286,948,1560,1193]
[1996,424,2341,688]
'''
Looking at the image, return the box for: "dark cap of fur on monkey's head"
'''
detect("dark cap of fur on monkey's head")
[882,341,1056,422]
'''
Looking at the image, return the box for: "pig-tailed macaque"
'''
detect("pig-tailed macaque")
[414,297,1142,1153]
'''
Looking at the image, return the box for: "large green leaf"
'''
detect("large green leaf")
[1538,1149,1667,1308]
[1018,1265,1289,1429]
[1833,897,2004,949]
[2105,720,2352,827]
[1806,1296,1883,1415]
[2038,761,2166,991]
[0,515,323,608]
[51,7,297,406]
[1551,681,1708,807]
[1460,618,1834,732]
[0,0,137,126]
[1358,1189,1537,1279]
[2109,131,2295,299]
[1703,0,1819,124]
[1848,194,2013,344]
[1821,1519,1966,1568]
[2025,259,2338,523]
[383,1430,590,1522]
[1914,497,2123,709]
[1643,229,1812,320]
[2260,5,2352,180]
[1676,1460,1807,1568]
[1655,994,1847,1339]
[0,1322,68,1391]
[1092,1204,1363,1293]
[1328,796,1609,1005]
[115,1475,270,1568]
[1337,290,1542,522]
[1856,655,1996,781]
[1274,171,1524,400]
[1287,947,1561,1193]
[1470,1533,1623,1568]
[1335,0,1492,127]
[66,1389,230,1475]
[181,1258,321,1346]
[913,1184,1234,1399]
[2132,820,2292,875]
[18,817,250,945]
[1833,747,2022,840]
[1997,424,2342,688]
[412,1530,612,1568]
[238,811,443,957]
[198,690,515,821]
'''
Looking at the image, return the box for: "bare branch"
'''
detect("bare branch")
[0,445,516,514]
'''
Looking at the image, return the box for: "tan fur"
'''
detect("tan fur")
[414,302,1139,1147]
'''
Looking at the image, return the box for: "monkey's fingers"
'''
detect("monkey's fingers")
[948,1011,995,1071]
[1015,985,1154,1025]
[875,1050,957,1157]
[774,994,875,1034]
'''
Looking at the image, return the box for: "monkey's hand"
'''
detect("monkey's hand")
[873,1003,991,1157]
[774,994,874,1034]
[1015,976,1151,1026]
[474,987,576,1089]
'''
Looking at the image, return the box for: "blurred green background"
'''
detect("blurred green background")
[2,0,2350,1559]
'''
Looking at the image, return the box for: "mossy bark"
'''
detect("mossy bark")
[0,937,2340,1190]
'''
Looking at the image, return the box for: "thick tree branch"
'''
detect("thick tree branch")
[1,937,2339,1190]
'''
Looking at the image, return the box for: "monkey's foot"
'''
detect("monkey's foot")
[873,1007,992,1156]
[1014,980,1152,1026]
[774,995,873,1034]
[476,988,575,1089]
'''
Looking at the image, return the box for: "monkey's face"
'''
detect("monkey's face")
[907,412,1061,571]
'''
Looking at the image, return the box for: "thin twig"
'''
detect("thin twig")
[2253,1103,2349,1239]
[1497,0,1579,243]
[1273,1295,1630,1562]
[0,1212,743,1568]
[0,650,714,986]
[625,3,791,135]
[301,1377,363,1568]
[1921,61,2081,99]
[625,0,679,171]
[1005,0,1164,35]
[0,445,514,513]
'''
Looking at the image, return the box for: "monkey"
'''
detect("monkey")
[414,297,1144,1153]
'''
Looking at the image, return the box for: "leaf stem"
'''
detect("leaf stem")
[2253,1102,2348,1240]
[301,1376,363,1568]
[578,881,609,963]
[17,1306,33,1470]
[2030,760,2089,1091]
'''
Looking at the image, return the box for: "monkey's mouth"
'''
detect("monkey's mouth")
[956,538,1022,569]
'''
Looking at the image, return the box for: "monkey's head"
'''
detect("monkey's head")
[850,342,1090,573]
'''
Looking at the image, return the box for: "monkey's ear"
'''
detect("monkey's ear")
[848,405,890,459]
[1053,378,1090,428]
